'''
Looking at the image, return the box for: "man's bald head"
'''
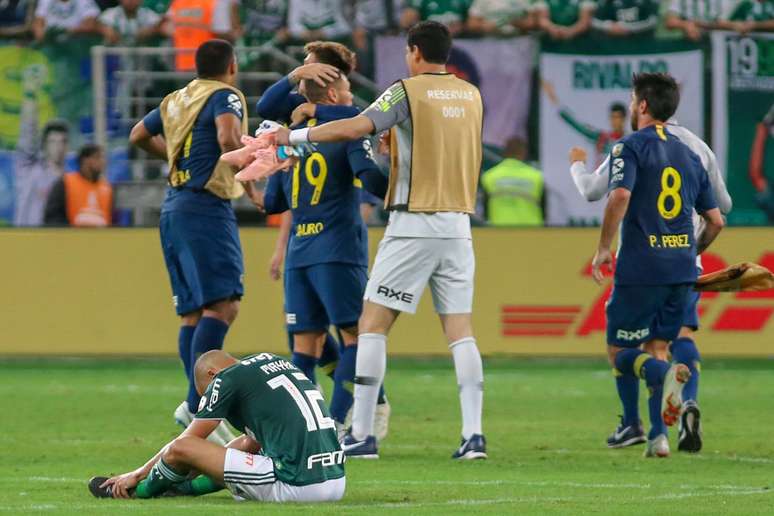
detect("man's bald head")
[194,350,239,396]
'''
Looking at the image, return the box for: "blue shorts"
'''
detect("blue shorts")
[284,263,367,333]
[606,284,693,347]
[160,211,244,316]
[682,289,700,331]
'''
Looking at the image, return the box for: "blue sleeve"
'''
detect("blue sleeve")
[211,89,245,120]
[255,76,305,123]
[694,163,718,214]
[608,142,637,192]
[315,105,361,120]
[143,108,163,136]
[348,138,387,199]
[264,173,289,214]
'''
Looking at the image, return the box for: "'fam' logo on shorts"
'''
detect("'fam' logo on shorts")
[377,285,414,304]
[616,328,650,341]
[286,313,297,324]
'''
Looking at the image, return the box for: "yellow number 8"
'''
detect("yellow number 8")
[657,167,682,220]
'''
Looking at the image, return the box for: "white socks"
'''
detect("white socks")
[450,337,483,439]
[351,333,387,440]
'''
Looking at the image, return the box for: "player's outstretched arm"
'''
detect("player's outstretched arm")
[277,115,376,145]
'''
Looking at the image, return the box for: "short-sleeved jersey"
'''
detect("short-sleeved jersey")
[531,0,595,26]
[405,0,471,25]
[730,0,774,21]
[264,107,379,270]
[667,0,732,22]
[143,89,245,219]
[196,353,344,486]
[608,124,717,286]
[593,0,660,32]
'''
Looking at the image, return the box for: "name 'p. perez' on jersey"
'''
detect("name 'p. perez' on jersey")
[195,353,344,486]
[608,124,717,286]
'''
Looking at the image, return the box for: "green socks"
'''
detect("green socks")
[135,459,187,499]
[176,475,224,496]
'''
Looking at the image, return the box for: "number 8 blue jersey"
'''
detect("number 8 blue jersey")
[608,124,718,286]
[264,107,382,270]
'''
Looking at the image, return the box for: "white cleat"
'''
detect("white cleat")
[374,398,391,442]
[662,364,691,427]
[174,401,237,446]
[644,434,670,458]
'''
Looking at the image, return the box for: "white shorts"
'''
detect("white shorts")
[364,236,475,314]
[223,449,345,503]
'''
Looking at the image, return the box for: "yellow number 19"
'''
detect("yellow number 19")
[657,167,682,220]
[291,152,328,208]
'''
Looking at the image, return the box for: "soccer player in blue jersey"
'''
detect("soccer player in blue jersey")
[570,121,732,453]
[591,72,725,458]
[259,42,391,439]
[263,71,388,437]
[129,40,262,444]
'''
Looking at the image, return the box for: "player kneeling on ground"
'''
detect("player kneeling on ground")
[89,350,345,502]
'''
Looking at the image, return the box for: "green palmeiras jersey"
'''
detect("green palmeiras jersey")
[196,353,345,486]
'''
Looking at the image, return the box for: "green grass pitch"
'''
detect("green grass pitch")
[1,356,773,515]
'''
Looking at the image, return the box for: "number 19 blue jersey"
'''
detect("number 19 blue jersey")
[608,124,717,286]
[264,107,382,270]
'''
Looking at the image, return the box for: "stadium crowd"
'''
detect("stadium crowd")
[1,0,773,227]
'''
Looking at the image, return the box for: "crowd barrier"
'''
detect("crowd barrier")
[2,228,772,356]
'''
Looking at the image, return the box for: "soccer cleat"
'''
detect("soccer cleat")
[606,417,647,448]
[661,364,691,427]
[678,401,703,453]
[341,432,379,459]
[452,434,488,460]
[174,401,237,446]
[644,434,670,458]
[88,476,134,498]
[374,398,391,442]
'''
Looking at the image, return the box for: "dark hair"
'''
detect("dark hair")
[304,41,356,75]
[632,73,680,122]
[195,39,235,78]
[77,143,102,168]
[610,102,626,115]
[42,119,70,142]
[407,21,452,65]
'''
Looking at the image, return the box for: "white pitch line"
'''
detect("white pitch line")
[354,479,767,493]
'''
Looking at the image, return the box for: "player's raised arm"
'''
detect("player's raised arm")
[569,146,610,202]
[277,114,376,145]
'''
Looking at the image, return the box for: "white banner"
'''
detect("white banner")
[539,46,704,226]
[375,36,535,148]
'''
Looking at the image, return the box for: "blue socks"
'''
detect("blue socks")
[615,348,670,439]
[671,337,700,403]
[187,317,230,412]
[178,325,196,383]
[317,333,340,380]
[615,374,640,427]
[292,352,317,385]
[330,344,357,423]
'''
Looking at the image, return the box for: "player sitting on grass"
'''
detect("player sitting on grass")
[591,72,724,458]
[88,350,345,502]
[569,116,732,453]
[262,69,388,439]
